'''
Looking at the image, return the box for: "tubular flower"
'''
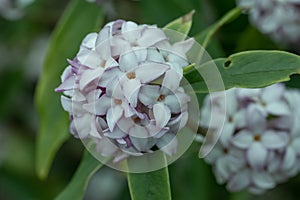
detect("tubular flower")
[55,20,193,162]
[200,84,300,194]
[237,0,300,49]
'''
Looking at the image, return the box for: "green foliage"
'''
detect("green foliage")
[35,0,104,179]
[127,159,172,200]
[184,50,300,93]
[55,151,104,200]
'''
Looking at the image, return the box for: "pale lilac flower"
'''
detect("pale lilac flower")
[237,0,300,49]
[201,84,300,194]
[55,20,193,161]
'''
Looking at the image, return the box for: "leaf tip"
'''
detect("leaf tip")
[181,10,195,24]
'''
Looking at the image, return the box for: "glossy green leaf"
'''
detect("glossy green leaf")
[127,154,171,200]
[35,0,104,179]
[194,7,242,48]
[55,151,104,200]
[184,50,300,93]
[163,10,195,43]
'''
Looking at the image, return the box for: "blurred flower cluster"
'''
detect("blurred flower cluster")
[237,0,300,50]
[56,20,193,162]
[201,84,300,194]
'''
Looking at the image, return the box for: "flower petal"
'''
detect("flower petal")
[232,130,253,149]
[153,103,171,128]
[262,84,284,103]
[55,76,75,92]
[138,85,160,106]
[252,171,275,189]
[261,130,288,149]
[161,69,181,92]
[104,126,126,139]
[119,51,138,72]
[79,67,104,90]
[247,142,268,170]
[135,62,169,83]
[227,169,251,192]
[267,101,290,116]
[137,28,167,47]
[122,78,141,107]
[83,95,112,115]
[282,147,297,170]
[107,106,123,131]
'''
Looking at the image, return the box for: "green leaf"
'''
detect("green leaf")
[35,0,104,179]
[55,151,104,200]
[194,7,242,48]
[184,50,300,93]
[163,10,195,43]
[127,154,171,200]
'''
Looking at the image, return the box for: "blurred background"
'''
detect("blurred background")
[1,0,300,199]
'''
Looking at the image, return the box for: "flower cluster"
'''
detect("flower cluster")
[200,84,300,194]
[56,20,193,162]
[236,0,300,49]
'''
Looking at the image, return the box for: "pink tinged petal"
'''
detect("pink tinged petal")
[161,70,181,92]
[81,33,97,50]
[153,103,171,128]
[291,137,300,154]
[79,67,104,90]
[55,76,75,92]
[98,68,122,87]
[266,101,290,116]
[137,28,167,47]
[227,169,251,192]
[135,63,169,83]
[232,130,253,149]
[123,79,141,107]
[252,171,275,189]
[138,85,160,106]
[261,131,289,149]
[77,49,101,68]
[61,66,73,81]
[247,142,268,170]
[282,147,297,170]
[157,134,178,156]
[107,106,123,131]
[83,95,111,115]
[262,83,284,103]
[119,51,138,72]
[172,38,194,57]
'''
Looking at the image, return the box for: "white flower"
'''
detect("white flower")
[0,0,34,20]
[237,0,300,48]
[55,20,193,161]
[201,84,300,194]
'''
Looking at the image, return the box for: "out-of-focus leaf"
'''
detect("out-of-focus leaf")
[163,10,195,42]
[127,154,171,200]
[184,50,300,93]
[194,7,242,49]
[35,0,104,179]
[55,151,104,200]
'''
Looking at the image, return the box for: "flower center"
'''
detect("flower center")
[114,99,122,105]
[253,134,261,141]
[157,95,165,102]
[127,72,136,79]
[134,117,141,123]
